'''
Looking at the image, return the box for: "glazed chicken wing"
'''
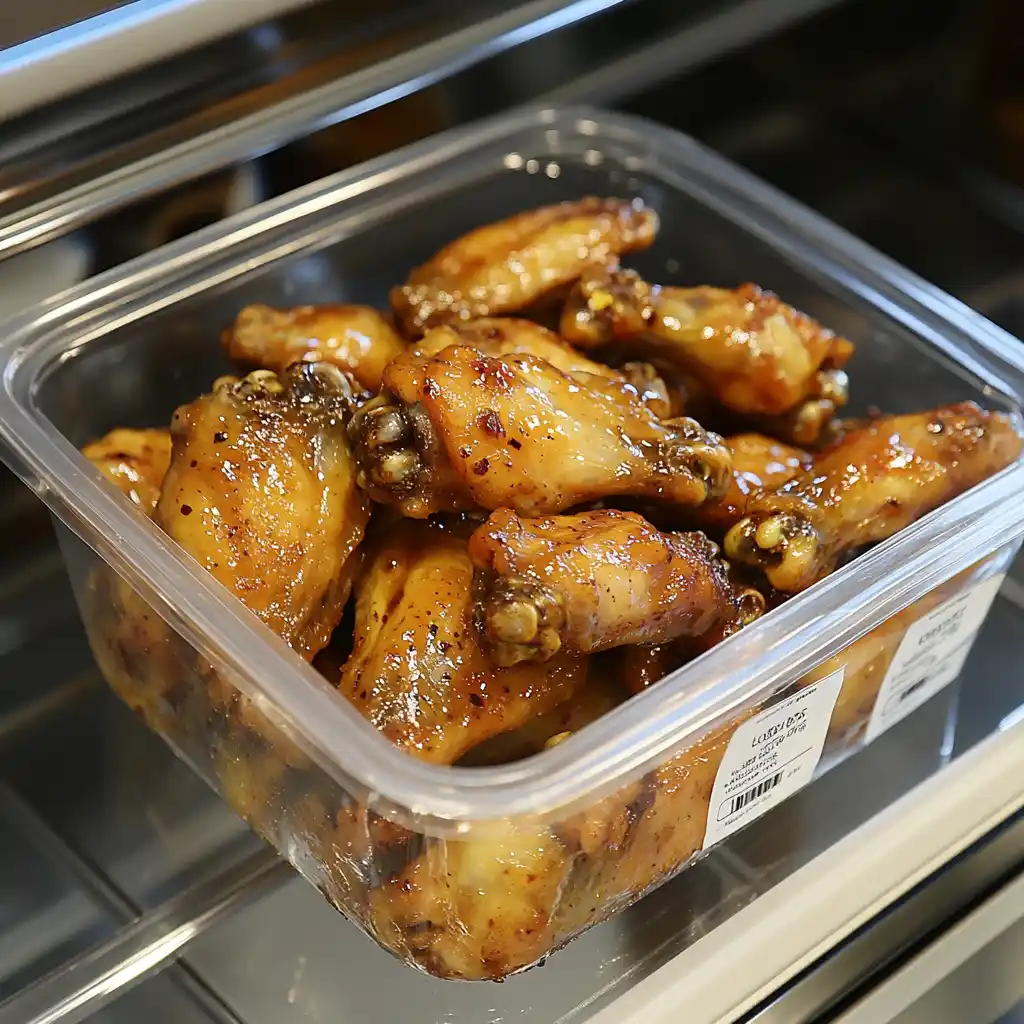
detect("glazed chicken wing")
[82,427,172,515]
[457,669,627,765]
[156,363,370,658]
[372,709,743,980]
[690,433,812,535]
[338,520,586,764]
[561,264,854,442]
[222,303,405,393]
[725,402,1022,592]
[350,343,732,518]
[415,318,672,417]
[621,642,689,695]
[391,197,658,337]
[469,508,764,665]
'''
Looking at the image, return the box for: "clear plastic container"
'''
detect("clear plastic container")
[1,106,1023,981]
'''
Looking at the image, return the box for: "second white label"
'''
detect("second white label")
[703,668,845,850]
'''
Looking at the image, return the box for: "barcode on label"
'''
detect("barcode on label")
[726,771,784,817]
[898,679,928,703]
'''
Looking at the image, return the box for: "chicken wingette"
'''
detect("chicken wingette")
[222,303,405,393]
[82,427,172,515]
[725,402,1022,591]
[688,432,812,536]
[337,520,587,764]
[412,317,672,417]
[156,363,370,658]
[391,197,658,336]
[561,264,853,444]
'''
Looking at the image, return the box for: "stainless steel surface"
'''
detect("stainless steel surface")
[0,850,288,1024]
[0,0,863,270]
[0,784,252,1024]
[836,870,1024,1024]
[0,3,129,49]
[747,815,1024,1023]
[540,0,847,105]
[0,0,322,121]
[0,0,631,261]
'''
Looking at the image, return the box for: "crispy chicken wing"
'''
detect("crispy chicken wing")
[469,508,764,665]
[338,520,587,764]
[350,343,732,518]
[156,363,370,658]
[222,303,405,393]
[561,265,854,440]
[691,433,812,535]
[414,318,672,417]
[391,198,658,337]
[82,427,172,515]
[725,402,1022,592]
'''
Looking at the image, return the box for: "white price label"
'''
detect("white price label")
[865,573,1005,743]
[702,669,844,850]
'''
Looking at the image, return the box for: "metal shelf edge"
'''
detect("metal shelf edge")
[0,0,630,264]
[586,722,1024,1024]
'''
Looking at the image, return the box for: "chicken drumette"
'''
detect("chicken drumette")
[350,343,732,518]
[391,197,658,337]
[725,402,1022,592]
[156,363,370,658]
[561,264,854,444]
[222,303,405,393]
[83,427,172,515]
[469,508,764,665]
[337,520,587,764]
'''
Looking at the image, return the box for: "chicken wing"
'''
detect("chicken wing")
[414,318,672,417]
[222,303,405,393]
[338,520,587,764]
[561,265,854,437]
[350,343,732,518]
[469,508,763,665]
[725,402,1022,592]
[371,709,744,980]
[82,427,172,515]
[156,363,370,658]
[621,642,689,695]
[457,664,628,765]
[691,433,812,535]
[391,197,658,337]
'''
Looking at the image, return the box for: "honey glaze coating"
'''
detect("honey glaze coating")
[370,708,747,980]
[687,432,813,536]
[222,303,405,393]
[621,641,690,696]
[561,264,854,431]
[337,520,587,764]
[725,402,1023,592]
[156,363,370,658]
[457,666,628,765]
[349,343,733,518]
[74,192,1024,984]
[469,508,764,665]
[412,317,672,418]
[390,197,659,337]
[82,427,172,515]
